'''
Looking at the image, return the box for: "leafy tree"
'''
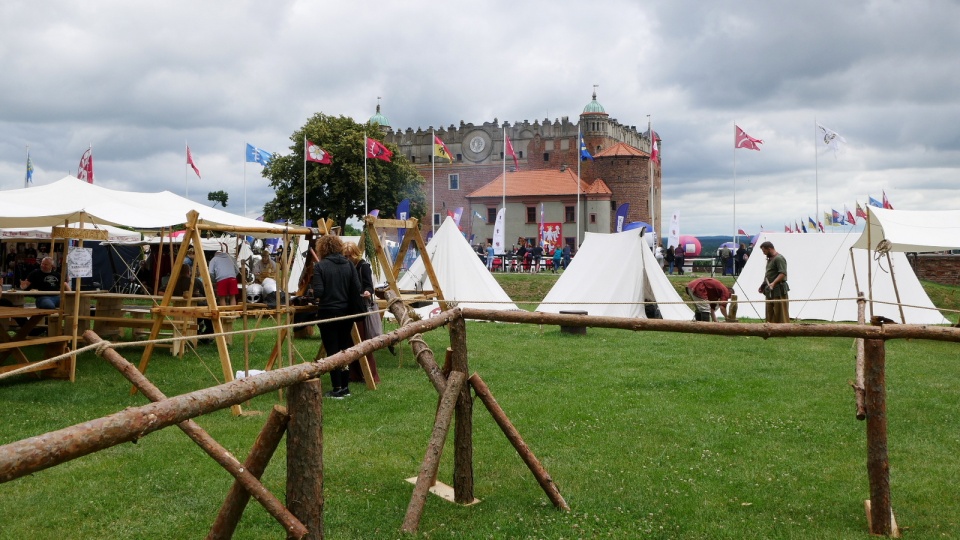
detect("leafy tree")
[261,113,425,229]
[207,190,229,208]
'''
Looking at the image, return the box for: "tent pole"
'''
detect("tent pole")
[885,251,906,324]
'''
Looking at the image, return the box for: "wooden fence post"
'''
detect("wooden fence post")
[449,316,475,505]
[864,317,896,536]
[209,405,290,539]
[287,380,324,540]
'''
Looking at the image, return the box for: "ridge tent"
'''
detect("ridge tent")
[733,232,946,324]
[536,229,694,320]
[395,216,519,316]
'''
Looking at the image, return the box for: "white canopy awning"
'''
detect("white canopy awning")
[853,207,960,252]
[1,223,141,242]
[0,176,305,238]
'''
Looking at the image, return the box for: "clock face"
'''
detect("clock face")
[469,136,485,153]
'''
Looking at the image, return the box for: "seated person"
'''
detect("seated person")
[252,251,277,283]
[685,277,731,322]
[20,257,69,309]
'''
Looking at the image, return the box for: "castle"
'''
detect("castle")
[375,91,662,248]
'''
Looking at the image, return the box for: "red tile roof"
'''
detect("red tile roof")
[593,142,649,158]
[466,168,611,198]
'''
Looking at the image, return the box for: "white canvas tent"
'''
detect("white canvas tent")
[536,229,694,320]
[0,176,296,237]
[853,207,960,252]
[396,217,519,316]
[733,232,947,324]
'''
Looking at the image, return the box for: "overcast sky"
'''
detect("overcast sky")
[2,0,957,235]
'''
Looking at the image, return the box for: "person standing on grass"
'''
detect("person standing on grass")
[486,242,495,271]
[561,243,571,270]
[685,277,731,322]
[208,250,239,306]
[674,245,685,275]
[531,242,543,273]
[757,240,789,323]
[665,244,675,274]
[342,242,380,385]
[552,245,562,272]
[310,234,364,399]
[735,243,747,276]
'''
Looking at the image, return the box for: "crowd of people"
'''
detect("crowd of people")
[476,238,573,273]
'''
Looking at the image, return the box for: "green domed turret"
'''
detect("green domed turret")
[369,102,391,128]
[582,89,605,114]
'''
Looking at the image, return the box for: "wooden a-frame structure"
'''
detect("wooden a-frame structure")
[358,215,448,312]
[132,211,311,415]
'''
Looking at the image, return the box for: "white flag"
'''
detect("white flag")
[492,208,506,255]
[668,211,680,251]
[817,123,846,156]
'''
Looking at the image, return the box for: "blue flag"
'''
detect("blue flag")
[246,143,273,165]
[614,203,630,232]
[868,196,883,208]
[25,153,34,184]
[580,135,594,161]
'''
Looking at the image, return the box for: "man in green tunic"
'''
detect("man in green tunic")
[757,241,789,323]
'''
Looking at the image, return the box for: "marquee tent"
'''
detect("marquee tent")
[1,223,141,242]
[0,176,299,237]
[733,232,947,324]
[852,207,960,252]
[536,229,694,320]
[396,217,519,315]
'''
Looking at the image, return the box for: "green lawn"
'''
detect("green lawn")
[1,276,959,539]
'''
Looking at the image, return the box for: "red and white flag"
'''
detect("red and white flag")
[306,140,332,164]
[77,148,94,183]
[505,133,519,170]
[856,202,868,221]
[845,206,856,225]
[735,125,763,151]
[650,139,660,164]
[186,145,201,178]
[365,138,393,162]
[737,228,747,236]
[882,190,894,210]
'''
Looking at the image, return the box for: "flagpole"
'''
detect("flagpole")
[733,121,738,244]
[648,116,656,245]
[431,128,436,235]
[303,135,307,226]
[576,122,581,249]
[814,117,819,230]
[24,145,29,188]
[243,143,247,216]
[364,135,369,217]
[502,125,506,241]
[184,141,189,198]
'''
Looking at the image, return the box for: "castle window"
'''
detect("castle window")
[589,213,597,224]
[433,213,441,226]
[543,152,549,161]
[565,206,575,222]
[448,174,459,190]
[487,208,497,223]
[411,156,416,163]
[456,153,462,162]
[518,151,523,158]
[526,207,536,223]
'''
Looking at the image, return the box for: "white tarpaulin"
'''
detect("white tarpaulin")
[733,232,947,324]
[536,229,693,320]
[852,207,960,252]
[0,176,300,237]
[396,217,519,314]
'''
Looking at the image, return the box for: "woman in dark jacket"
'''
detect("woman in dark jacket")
[343,242,380,385]
[310,235,364,398]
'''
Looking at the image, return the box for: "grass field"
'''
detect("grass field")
[1,273,959,539]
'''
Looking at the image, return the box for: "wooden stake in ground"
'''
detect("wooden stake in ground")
[209,405,290,539]
[449,316,475,505]
[85,331,307,538]
[287,379,324,540]
[402,371,466,533]
[470,373,570,512]
[864,317,897,537]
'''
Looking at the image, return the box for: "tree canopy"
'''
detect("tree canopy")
[207,190,228,208]
[261,113,425,229]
